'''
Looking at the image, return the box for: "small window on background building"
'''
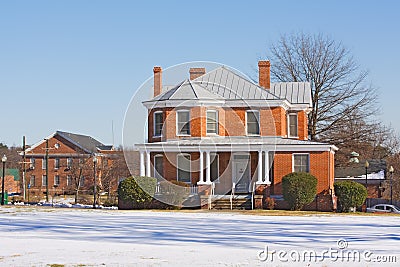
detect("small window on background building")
[30,175,35,187]
[288,113,298,137]
[42,175,47,186]
[80,176,85,186]
[42,158,47,169]
[30,158,35,169]
[246,110,260,135]
[177,154,191,183]
[293,154,309,173]
[67,158,73,168]
[67,175,72,186]
[177,110,190,135]
[206,110,218,134]
[154,112,163,137]
[54,175,60,185]
[54,158,60,169]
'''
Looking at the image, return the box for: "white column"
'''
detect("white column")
[198,151,205,184]
[206,151,211,184]
[146,151,151,177]
[264,151,271,184]
[139,150,145,176]
[257,150,263,184]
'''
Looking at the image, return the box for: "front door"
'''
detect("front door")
[233,155,250,193]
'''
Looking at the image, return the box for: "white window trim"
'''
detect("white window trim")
[54,158,60,170]
[42,175,47,187]
[67,175,72,186]
[176,110,191,136]
[42,158,47,170]
[292,153,310,173]
[153,111,163,138]
[54,175,60,186]
[30,175,35,187]
[67,158,73,169]
[176,153,191,184]
[246,110,260,136]
[206,110,219,135]
[154,154,163,179]
[287,112,299,138]
[30,158,35,169]
[210,153,220,183]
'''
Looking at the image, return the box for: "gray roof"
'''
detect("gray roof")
[269,82,312,106]
[56,131,104,154]
[147,66,312,106]
[335,160,387,179]
[152,79,223,101]
[194,66,279,100]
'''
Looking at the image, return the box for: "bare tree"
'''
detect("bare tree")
[67,156,91,204]
[99,154,129,200]
[268,33,378,141]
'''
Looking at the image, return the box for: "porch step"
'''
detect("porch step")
[211,195,252,210]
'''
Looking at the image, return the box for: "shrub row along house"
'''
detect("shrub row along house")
[133,61,338,210]
[22,131,128,202]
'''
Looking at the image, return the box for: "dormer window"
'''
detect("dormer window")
[288,113,298,137]
[154,111,163,137]
[206,110,218,135]
[177,110,190,136]
[246,110,260,136]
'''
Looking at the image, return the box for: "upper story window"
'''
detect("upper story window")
[288,113,298,137]
[54,158,60,169]
[154,111,163,137]
[42,158,47,169]
[177,110,190,136]
[246,110,260,136]
[30,158,35,169]
[206,110,218,135]
[293,153,309,173]
[67,158,73,168]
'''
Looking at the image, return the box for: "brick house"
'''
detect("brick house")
[23,131,119,198]
[134,61,338,210]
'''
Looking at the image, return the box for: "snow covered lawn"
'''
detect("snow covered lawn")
[0,206,399,266]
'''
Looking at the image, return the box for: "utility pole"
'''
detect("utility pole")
[45,139,49,202]
[22,136,26,200]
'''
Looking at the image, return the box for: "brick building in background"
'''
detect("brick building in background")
[22,131,127,201]
[134,61,338,211]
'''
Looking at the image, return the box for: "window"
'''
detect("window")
[154,155,163,180]
[246,110,260,135]
[154,111,163,137]
[54,158,60,169]
[177,154,191,183]
[67,158,73,168]
[30,175,35,187]
[177,110,190,135]
[42,175,47,186]
[30,158,35,169]
[293,154,310,173]
[206,110,218,134]
[80,176,85,186]
[288,113,298,137]
[42,158,47,169]
[54,175,60,186]
[67,175,72,186]
[210,154,219,182]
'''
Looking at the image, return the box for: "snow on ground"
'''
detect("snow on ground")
[0,206,399,267]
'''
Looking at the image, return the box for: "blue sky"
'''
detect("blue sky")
[1,1,399,147]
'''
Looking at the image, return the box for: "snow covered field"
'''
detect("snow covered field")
[0,206,399,266]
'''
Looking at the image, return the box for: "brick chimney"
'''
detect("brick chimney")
[153,66,162,97]
[189,67,206,80]
[258,60,270,89]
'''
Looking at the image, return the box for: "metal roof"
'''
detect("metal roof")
[269,82,312,106]
[152,79,223,101]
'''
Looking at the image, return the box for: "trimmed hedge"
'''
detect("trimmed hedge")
[334,181,367,212]
[282,172,317,210]
[118,176,157,209]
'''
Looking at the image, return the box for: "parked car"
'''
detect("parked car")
[367,204,400,214]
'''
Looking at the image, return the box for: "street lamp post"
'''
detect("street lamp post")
[1,155,7,205]
[365,160,369,210]
[93,156,98,209]
[389,165,394,205]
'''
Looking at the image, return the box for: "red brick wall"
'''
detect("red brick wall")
[271,107,287,137]
[298,111,308,140]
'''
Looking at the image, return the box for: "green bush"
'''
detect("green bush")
[282,172,317,210]
[334,181,367,212]
[118,176,157,209]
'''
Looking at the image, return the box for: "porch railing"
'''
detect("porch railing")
[230,182,236,210]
